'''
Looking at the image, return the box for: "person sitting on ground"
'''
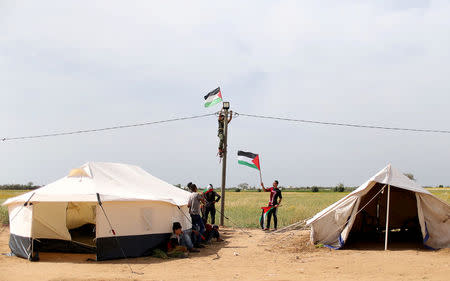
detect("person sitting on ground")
[205,223,224,243]
[167,222,199,257]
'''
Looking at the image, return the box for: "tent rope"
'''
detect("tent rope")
[1,193,36,234]
[269,219,310,235]
[214,207,253,237]
[176,206,193,225]
[96,193,143,275]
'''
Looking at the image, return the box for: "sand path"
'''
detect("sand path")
[0,227,449,281]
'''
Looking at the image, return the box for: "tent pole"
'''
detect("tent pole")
[384,184,391,251]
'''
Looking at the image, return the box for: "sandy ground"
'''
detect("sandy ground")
[0,226,449,281]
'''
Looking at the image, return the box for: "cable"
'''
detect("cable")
[1,113,216,142]
[214,207,253,237]
[238,113,450,134]
[176,206,208,242]
[1,193,35,235]
[96,193,143,275]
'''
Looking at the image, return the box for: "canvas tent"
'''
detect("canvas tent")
[3,162,192,261]
[307,164,450,250]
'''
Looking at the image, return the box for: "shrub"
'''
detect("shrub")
[235,188,241,192]
[312,186,319,192]
[334,183,345,192]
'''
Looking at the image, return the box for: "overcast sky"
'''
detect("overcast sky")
[1,0,449,188]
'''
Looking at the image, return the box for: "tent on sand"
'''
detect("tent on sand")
[307,164,450,250]
[3,162,192,261]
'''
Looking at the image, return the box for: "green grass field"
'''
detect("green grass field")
[0,189,449,228]
[0,190,29,225]
[219,192,349,227]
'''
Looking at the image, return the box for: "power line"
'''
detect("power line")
[3,111,449,142]
[1,113,216,142]
[237,113,450,134]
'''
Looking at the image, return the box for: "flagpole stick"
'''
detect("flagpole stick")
[258,156,263,185]
[384,164,392,251]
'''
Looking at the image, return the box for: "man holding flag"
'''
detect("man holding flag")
[260,180,282,231]
[238,150,283,230]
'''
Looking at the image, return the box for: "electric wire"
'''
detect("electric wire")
[1,113,216,142]
[238,113,450,134]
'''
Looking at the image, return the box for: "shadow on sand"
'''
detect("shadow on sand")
[35,229,236,266]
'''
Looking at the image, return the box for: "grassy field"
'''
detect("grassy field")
[0,189,449,228]
[0,190,29,225]
[220,192,349,227]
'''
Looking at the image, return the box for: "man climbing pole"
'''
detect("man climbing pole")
[218,110,232,158]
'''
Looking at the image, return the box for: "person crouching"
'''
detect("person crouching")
[167,222,200,258]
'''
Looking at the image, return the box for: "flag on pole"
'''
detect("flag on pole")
[237,151,260,170]
[204,87,223,108]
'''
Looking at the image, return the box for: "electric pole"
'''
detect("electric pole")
[220,102,230,226]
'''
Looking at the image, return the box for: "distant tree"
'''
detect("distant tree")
[334,183,345,192]
[438,185,444,188]
[404,173,416,181]
[312,186,319,193]
[237,183,249,190]
[235,188,241,192]
[27,182,34,187]
[174,184,181,189]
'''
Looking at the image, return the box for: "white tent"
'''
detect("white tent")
[3,162,192,260]
[307,164,450,250]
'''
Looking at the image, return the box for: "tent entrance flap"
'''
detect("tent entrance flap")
[345,184,423,248]
[67,202,97,247]
[32,202,97,254]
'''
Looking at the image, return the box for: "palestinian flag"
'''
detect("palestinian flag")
[204,87,223,108]
[203,184,214,194]
[237,151,260,170]
[260,206,275,229]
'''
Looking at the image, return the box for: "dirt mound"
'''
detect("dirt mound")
[263,229,318,253]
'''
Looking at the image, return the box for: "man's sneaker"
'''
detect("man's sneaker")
[189,248,200,253]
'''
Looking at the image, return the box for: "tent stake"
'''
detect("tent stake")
[384,184,391,251]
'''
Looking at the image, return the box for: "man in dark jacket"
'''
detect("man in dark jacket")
[202,184,221,224]
[261,180,283,230]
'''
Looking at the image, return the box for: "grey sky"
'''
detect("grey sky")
[1,0,449,188]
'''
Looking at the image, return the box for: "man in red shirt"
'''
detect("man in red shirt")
[261,180,283,230]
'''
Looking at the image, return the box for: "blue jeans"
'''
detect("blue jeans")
[190,214,206,243]
[190,214,206,234]
[180,232,194,249]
